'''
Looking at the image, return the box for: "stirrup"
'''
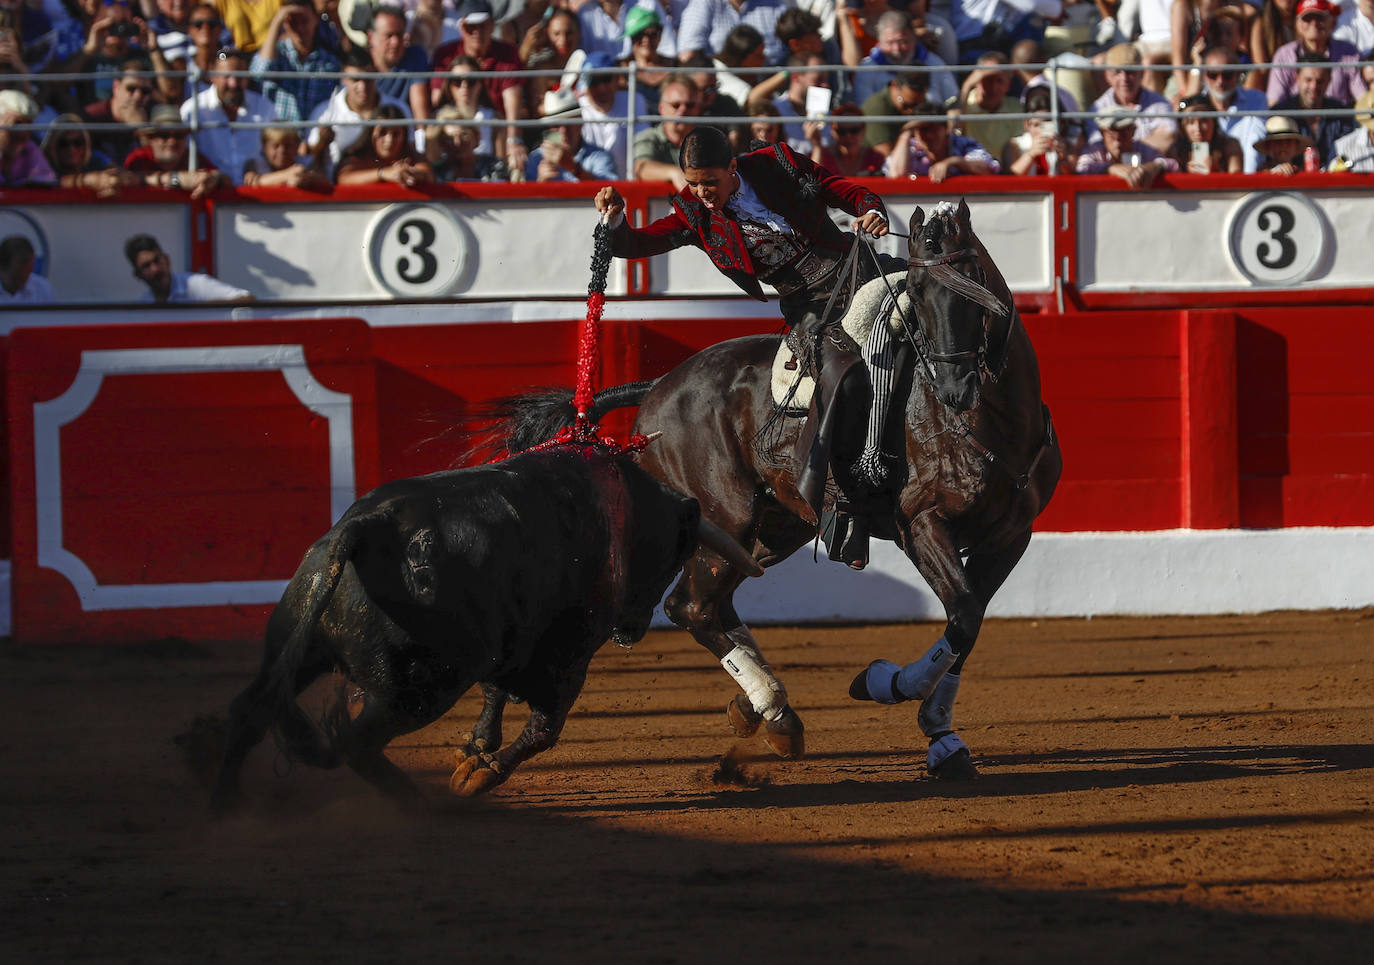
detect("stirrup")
[820,504,868,570]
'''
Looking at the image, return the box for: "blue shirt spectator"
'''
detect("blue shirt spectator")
[677,0,793,66]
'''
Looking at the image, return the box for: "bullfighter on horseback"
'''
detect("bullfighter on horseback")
[593,124,897,568]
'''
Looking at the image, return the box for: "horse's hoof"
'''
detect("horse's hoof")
[763,705,805,760]
[930,747,978,781]
[448,756,505,797]
[726,694,763,738]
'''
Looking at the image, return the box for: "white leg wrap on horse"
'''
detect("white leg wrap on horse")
[927,733,968,772]
[896,638,957,701]
[721,639,788,723]
[918,672,960,737]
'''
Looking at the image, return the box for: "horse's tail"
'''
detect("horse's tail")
[479,380,659,455]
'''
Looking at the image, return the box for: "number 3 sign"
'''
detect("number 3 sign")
[1225,191,1329,287]
[363,203,471,298]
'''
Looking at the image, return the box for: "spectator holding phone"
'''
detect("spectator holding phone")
[1170,93,1243,173]
[809,102,885,176]
[63,0,149,104]
[525,87,618,182]
[1001,84,1077,176]
[1076,108,1179,188]
[884,101,997,181]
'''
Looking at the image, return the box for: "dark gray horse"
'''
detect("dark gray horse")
[497,200,1062,778]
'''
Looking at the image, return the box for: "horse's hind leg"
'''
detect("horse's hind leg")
[664,555,806,760]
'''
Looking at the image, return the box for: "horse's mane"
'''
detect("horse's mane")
[915,201,1010,319]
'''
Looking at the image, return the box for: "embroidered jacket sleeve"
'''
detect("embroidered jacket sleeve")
[770,143,886,219]
[606,202,699,260]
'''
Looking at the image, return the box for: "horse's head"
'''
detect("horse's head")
[905,199,1010,411]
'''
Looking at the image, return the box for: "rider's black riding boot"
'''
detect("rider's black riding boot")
[794,346,870,570]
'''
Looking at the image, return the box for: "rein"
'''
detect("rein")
[861,235,1049,490]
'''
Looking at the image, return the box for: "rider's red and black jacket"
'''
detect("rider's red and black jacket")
[606,142,887,301]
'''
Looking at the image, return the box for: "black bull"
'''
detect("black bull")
[211,447,762,811]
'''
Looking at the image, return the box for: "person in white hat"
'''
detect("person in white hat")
[0,89,56,186]
[526,86,619,181]
[1253,113,1316,175]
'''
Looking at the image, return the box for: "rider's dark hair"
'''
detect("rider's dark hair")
[678,125,732,170]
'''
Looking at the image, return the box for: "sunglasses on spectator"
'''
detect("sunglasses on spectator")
[149,130,187,140]
[57,136,86,149]
[1204,70,1231,80]
[836,125,863,135]
[452,76,481,86]
[632,29,662,44]
[189,17,223,28]
[124,83,154,95]
[662,100,697,110]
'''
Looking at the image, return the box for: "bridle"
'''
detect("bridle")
[869,233,1052,492]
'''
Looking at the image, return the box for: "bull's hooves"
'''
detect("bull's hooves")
[930,747,979,780]
[726,694,763,738]
[763,706,805,760]
[448,758,504,797]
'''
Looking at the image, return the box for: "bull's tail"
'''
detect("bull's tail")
[478,380,659,456]
[262,513,386,768]
[212,513,380,811]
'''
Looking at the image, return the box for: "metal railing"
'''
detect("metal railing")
[5,57,1372,182]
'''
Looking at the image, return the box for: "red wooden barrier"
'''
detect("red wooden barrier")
[7,306,1374,643]
[7,319,379,644]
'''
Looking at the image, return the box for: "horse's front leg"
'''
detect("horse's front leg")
[913,526,1034,772]
[663,554,806,759]
[849,508,982,777]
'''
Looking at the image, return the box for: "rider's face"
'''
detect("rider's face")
[683,161,737,211]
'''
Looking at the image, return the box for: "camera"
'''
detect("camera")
[110,21,139,39]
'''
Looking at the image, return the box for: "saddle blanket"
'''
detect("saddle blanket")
[771,271,912,410]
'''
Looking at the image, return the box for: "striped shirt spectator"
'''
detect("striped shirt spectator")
[249,0,343,122]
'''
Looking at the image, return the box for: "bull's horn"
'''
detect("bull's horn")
[697,517,764,578]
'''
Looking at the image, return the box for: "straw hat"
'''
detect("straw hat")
[1253,115,1314,155]
[541,86,583,121]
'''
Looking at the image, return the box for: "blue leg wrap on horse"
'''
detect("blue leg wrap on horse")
[896,639,957,701]
[848,659,904,704]
[849,639,957,703]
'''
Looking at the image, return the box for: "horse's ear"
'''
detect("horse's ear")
[956,198,971,228]
[908,207,924,256]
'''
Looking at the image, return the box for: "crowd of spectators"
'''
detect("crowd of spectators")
[0,0,1371,200]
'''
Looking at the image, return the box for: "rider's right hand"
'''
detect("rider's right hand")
[595,186,625,222]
